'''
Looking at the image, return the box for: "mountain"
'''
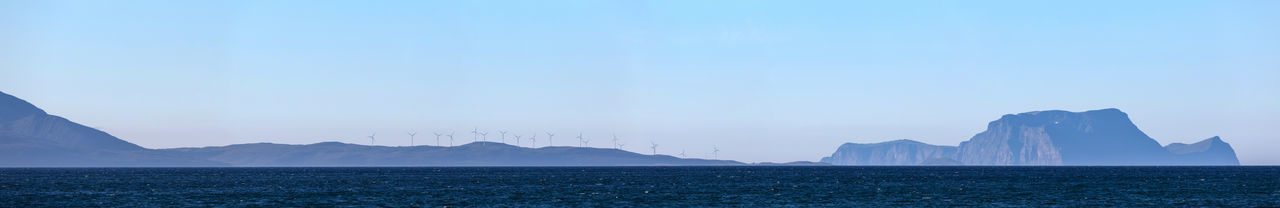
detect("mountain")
[0,91,223,167]
[1164,136,1240,165]
[162,142,743,167]
[821,109,1240,166]
[957,108,1177,165]
[818,140,956,165]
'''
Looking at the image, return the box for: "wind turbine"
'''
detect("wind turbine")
[650,141,659,155]
[498,130,508,144]
[433,132,443,146]
[713,146,720,160]
[407,132,417,147]
[576,133,585,147]
[479,131,489,143]
[680,149,687,158]
[612,134,620,149]
[546,132,555,146]
[513,134,523,146]
[368,133,376,146]
[447,132,455,146]
[471,127,479,143]
[528,134,538,148]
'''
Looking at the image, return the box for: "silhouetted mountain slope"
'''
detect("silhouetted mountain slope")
[163,142,744,167]
[0,91,223,167]
[822,109,1240,166]
[818,140,956,165]
[1165,136,1239,165]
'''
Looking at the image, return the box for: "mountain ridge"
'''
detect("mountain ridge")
[823,109,1240,166]
[161,141,744,167]
[0,90,747,167]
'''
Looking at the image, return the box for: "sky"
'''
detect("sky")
[1,0,1277,164]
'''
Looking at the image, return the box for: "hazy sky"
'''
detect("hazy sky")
[2,0,1277,164]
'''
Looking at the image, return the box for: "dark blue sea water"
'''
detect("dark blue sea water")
[1,166,1277,207]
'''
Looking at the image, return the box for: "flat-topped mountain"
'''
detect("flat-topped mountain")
[958,108,1175,165]
[819,140,956,165]
[823,109,1240,166]
[163,142,742,167]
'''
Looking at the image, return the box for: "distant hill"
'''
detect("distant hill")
[162,142,743,167]
[0,91,223,167]
[0,90,745,167]
[819,140,956,165]
[822,109,1240,166]
[1164,136,1239,165]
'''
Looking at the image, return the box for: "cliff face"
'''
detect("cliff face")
[823,109,1240,166]
[957,109,1173,165]
[819,140,957,165]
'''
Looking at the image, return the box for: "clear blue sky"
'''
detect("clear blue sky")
[2,0,1277,164]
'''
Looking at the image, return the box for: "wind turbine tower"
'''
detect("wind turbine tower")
[498,130,508,144]
[433,132,443,146]
[576,133,585,147]
[612,134,620,149]
[546,133,555,147]
[471,127,479,143]
[680,149,687,158]
[514,134,523,146]
[368,133,376,146]
[447,132,456,146]
[408,132,417,147]
[650,141,659,155]
[528,134,537,148]
[713,146,721,160]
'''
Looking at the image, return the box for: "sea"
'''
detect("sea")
[1,166,1277,207]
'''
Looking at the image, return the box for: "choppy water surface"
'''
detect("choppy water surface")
[1,166,1277,207]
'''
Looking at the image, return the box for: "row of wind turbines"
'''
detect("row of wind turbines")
[363,127,722,159]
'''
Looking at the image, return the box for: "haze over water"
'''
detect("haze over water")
[2,1,1278,164]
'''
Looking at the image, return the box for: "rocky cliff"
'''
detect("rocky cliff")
[822,109,1240,166]
[956,109,1174,165]
[819,140,956,165]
